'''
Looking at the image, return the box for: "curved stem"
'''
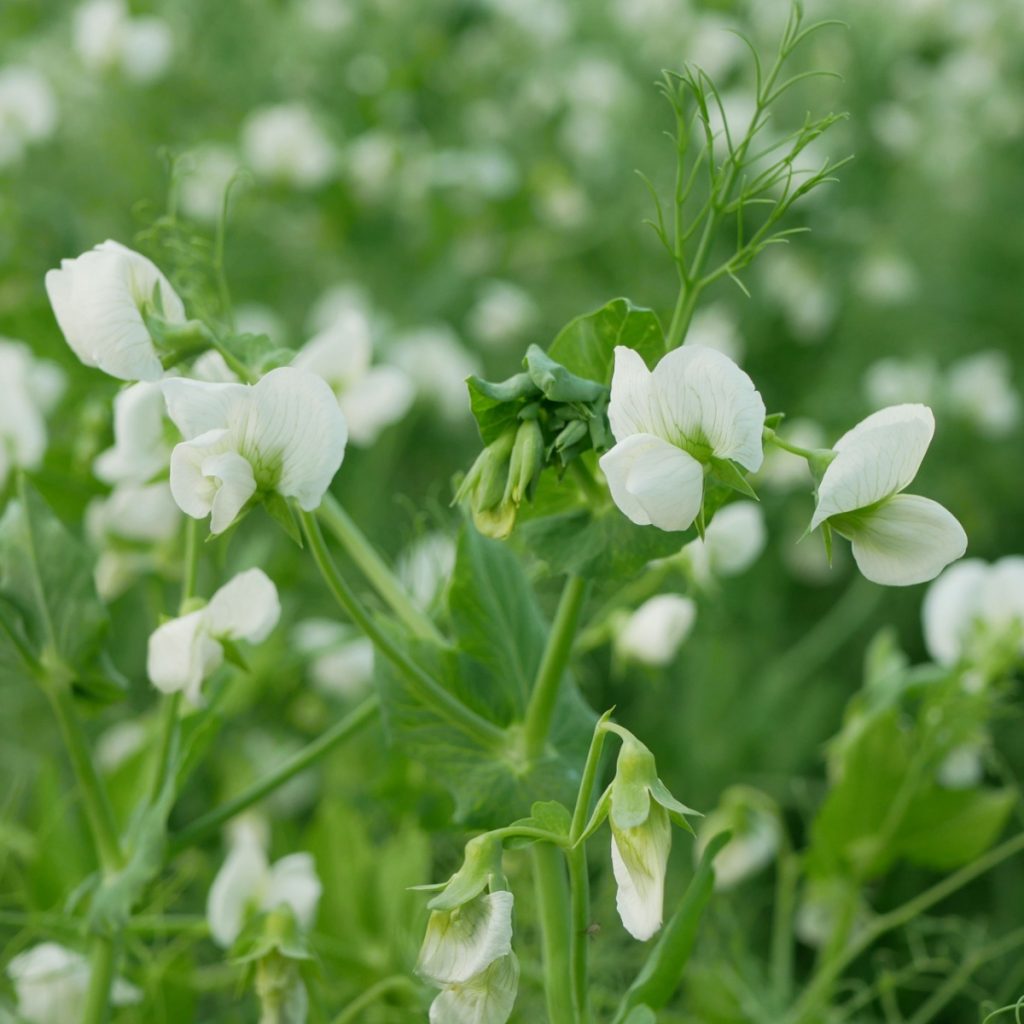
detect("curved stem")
[83,935,117,1024]
[318,494,443,643]
[299,509,504,745]
[532,844,576,1024]
[168,696,378,854]
[523,575,589,761]
[331,975,417,1024]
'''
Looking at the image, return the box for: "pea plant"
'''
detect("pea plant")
[3,6,1022,1024]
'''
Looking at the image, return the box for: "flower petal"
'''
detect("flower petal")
[207,840,269,948]
[205,568,281,643]
[264,852,322,931]
[417,891,514,985]
[162,377,247,440]
[204,451,258,534]
[921,559,988,665]
[607,345,659,441]
[812,404,934,528]
[599,433,704,532]
[611,804,671,941]
[94,381,170,485]
[616,594,696,667]
[844,493,968,587]
[653,345,766,470]
[147,610,223,699]
[339,365,415,446]
[428,952,520,1024]
[292,311,374,388]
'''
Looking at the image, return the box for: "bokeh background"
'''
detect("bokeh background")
[1,0,1022,1019]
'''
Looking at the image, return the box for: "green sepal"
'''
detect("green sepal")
[426,833,501,911]
[763,412,786,430]
[220,637,250,672]
[708,458,759,500]
[231,904,314,965]
[524,345,607,403]
[265,494,304,547]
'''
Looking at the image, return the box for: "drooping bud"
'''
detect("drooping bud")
[503,418,544,506]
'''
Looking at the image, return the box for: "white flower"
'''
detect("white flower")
[397,532,456,610]
[179,144,241,223]
[241,104,335,188]
[292,311,413,446]
[945,351,1021,439]
[94,381,171,484]
[162,366,348,534]
[235,303,288,344]
[147,568,280,701]
[428,954,520,1024]
[855,251,918,306]
[810,404,967,586]
[207,830,322,948]
[937,741,985,789]
[417,891,514,985]
[117,17,174,83]
[7,943,139,1024]
[0,340,64,488]
[599,345,765,533]
[293,619,374,698]
[862,357,938,408]
[611,806,671,941]
[46,240,185,381]
[684,500,766,581]
[96,720,148,772]
[0,66,57,166]
[693,787,781,890]
[72,0,172,82]
[391,325,480,425]
[760,250,836,343]
[465,280,537,350]
[616,594,696,667]
[684,304,744,363]
[922,556,1024,666]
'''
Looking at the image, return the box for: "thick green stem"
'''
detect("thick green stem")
[789,831,1024,1023]
[318,494,443,643]
[532,844,575,1024]
[523,575,589,761]
[169,696,378,854]
[299,509,504,745]
[83,935,117,1024]
[567,844,592,1023]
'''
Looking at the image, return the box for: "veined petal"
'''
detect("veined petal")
[168,430,231,520]
[417,891,514,985]
[611,804,671,941]
[244,367,348,509]
[162,377,247,440]
[599,433,703,532]
[264,853,322,931]
[203,451,257,534]
[812,404,934,528]
[608,345,660,441]
[428,952,520,1024]
[653,346,766,470]
[207,839,269,948]
[147,610,223,698]
[921,559,988,665]
[844,494,968,587]
[205,568,281,643]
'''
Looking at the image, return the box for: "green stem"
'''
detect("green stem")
[771,848,799,1004]
[523,576,589,761]
[169,696,378,854]
[567,844,592,1023]
[83,935,117,1024]
[789,831,1024,1023]
[330,975,417,1024]
[299,509,504,745]
[46,684,122,875]
[532,844,575,1024]
[318,494,442,643]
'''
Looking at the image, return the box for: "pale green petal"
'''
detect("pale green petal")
[428,952,520,1024]
[264,853,322,931]
[417,891,514,985]
[611,804,671,941]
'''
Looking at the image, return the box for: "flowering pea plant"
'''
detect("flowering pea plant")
[4,7,1022,1024]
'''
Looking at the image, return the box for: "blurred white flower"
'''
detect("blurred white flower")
[162,366,347,534]
[427,954,520,1024]
[7,943,139,1024]
[147,568,280,701]
[293,618,374,698]
[96,719,148,772]
[397,532,456,610]
[945,351,1020,439]
[810,404,967,586]
[292,310,413,446]
[179,145,241,223]
[94,381,171,484]
[684,501,766,581]
[190,350,238,383]
[73,0,173,83]
[307,284,371,335]
[346,131,401,202]
[391,325,480,425]
[207,828,322,948]
[758,418,825,492]
[241,104,335,188]
[465,280,537,349]
[235,303,287,344]
[795,878,868,949]
[922,556,1024,666]
[599,346,765,532]
[937,741,985,789]
[694,787,781,890]
[0,66,58,167]
[300,0,354,32]
[684,304,744,363]
[760,251,837,343]
[855,251,918,306]
[427,147,519,199]
[616,594,696,667]
[0,341,64,489]
[46,240,185,381]
[862,356,938,409]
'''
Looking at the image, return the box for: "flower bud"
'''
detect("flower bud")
[503,418,544,506]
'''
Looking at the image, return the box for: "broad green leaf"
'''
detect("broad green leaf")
[467,376,526,446]
[0,478,107,684]
[547,298,665,384]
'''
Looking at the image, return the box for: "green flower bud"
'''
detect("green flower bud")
[503,419,544,506]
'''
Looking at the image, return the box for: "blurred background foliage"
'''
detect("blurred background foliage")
[1,0,1022,1019]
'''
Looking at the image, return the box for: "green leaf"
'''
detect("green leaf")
[524,345,607,403]
[547,298,665,384]
[218,332,292,375]
[467,376,525,446]
[0,478,108,684]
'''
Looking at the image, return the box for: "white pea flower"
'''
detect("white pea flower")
[862,356,938,409]
[937,741,986,789]
[427,953,520,1024]
[93,381,171,484]
[96,720,148,773]
[684,304,744,363]
[397,532,456,610]
[162,366,348,534]
[207,828,322,948]
[0,66,58,167]
[795,878,868,950]
[72,0,172,82]
[810,404,967,587]
[391,325,480,425]
[7,943,139,1024]
[945,351,1021,439]
[179,144,241,224]
[854,251,918,307]
[46,240,185,382]
[292,310,413,446]
[0,341,65,489]
[293,619,374,698]
[684,500,766,581]
[147,568,280,702]
[241,103,335,188]
[694,787,781,890]
[117,17,174,84]
[616,594,696,667]
[922,556,1024,666]
[465,280,537,349]
[599,345,765,533]
[760,250,836,343]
